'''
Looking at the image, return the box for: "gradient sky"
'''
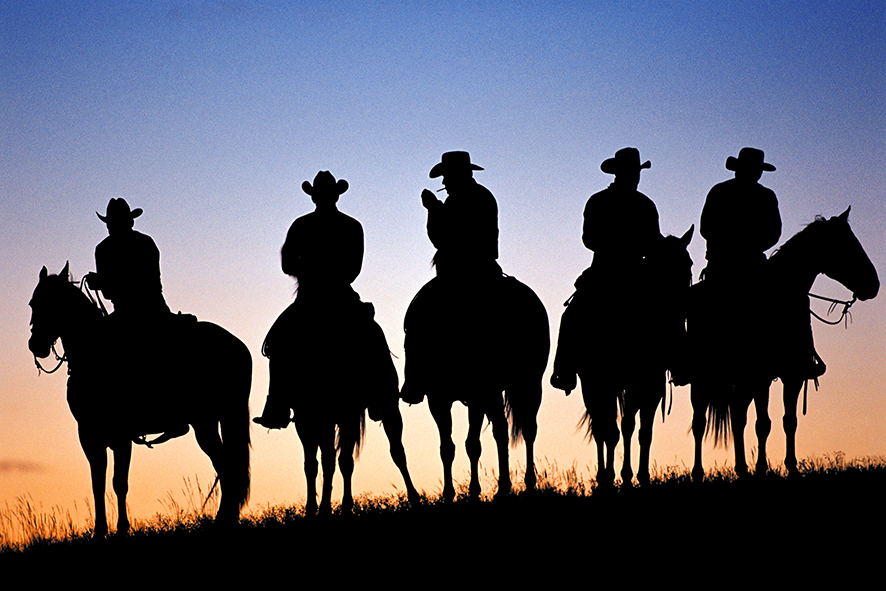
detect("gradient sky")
[2,1,884,528]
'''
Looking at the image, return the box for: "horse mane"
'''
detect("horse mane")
[771,215,829,261]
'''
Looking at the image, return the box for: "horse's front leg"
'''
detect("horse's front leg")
[753,381,772,476]
[79,428,109,538]
[428,396,456,502]
[111,441,132,535]
[620,406,636,486]
[782,379,803,476]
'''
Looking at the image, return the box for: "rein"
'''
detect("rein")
[808,293,855,327]
[76,277,110,318]
[34,343,66,375]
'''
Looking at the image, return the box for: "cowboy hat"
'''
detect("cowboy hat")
[302,171,349,197]
[96,198,142,224]
[600,147,651,175]
[725,147,776,173]
[429,151,484,178]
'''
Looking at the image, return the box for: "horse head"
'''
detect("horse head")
[646,225,694,292]
[817,208,879,301]
[28,263,72,359]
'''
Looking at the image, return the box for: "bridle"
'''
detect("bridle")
[32,272,109,375]
[808,292,856,327]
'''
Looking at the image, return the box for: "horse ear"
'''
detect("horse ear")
[680,224,695,246]
[838,206,851,222]
[39,266,48,281]
[61,261,69,279]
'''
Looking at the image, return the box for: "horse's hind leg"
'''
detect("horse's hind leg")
[782,379,802,476]
[294,420,321,516]
[753,382,772,476]
[318,430,337,514]
[635,375,664,486]
[111,442,132,535]
[522,410,539,492]
[194,422,240,524]
[731,391,752,478]
[620,406,637,486]
[381,408,420,503]
[479,397,511,499]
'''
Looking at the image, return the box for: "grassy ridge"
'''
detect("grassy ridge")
[3,455,884,581]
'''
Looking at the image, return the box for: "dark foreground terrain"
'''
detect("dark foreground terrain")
[3,462,884,583]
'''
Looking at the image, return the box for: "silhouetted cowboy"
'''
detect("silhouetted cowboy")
[401,152,503,405]
[700,147,781,281]
[551,147,662,393]
[256,171,374,428]
[85,198,188,445]
[421,151,501,280]
[85,198,170,318]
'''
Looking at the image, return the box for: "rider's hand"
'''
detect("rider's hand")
[421,189,439,209]
[84,272,100,289]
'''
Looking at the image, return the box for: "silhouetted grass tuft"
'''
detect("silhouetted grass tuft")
[3,454,885,582]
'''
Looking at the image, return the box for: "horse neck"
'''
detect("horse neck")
[57,289,102,365]
[769,234,821,296]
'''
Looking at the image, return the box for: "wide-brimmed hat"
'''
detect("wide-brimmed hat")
[725,147,776,173]
[302,171,349,197]
[429,151,484,178]
[96,198,142,224]
[600,147,651,175]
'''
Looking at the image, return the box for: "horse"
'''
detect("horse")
[557,228,694,487]
[688,208,879,480]
[28,263,252,537]
[403,273,550,501]
[264,300,419,515]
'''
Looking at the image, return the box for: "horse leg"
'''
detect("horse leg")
[620,406,636,487]
[522,412,538,492]
[782,379,803,476]
[485,400,511,499]
[318,429,337,515]
[380,409,420,504]
[338,422,357,514]
[636,374,664,486]
[731,390,751,478]
[690,385,707,482]
[753,383,772,476]
[428,396,456,501]
[194,421,237,524]
[294,421,320,516]
[465,403,485,498]
[79,429,109,538]
[111,442,132,535]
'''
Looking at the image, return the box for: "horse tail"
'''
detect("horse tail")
[335,410,367,459]
[502,278,550,446]
[699,381,732,446]
[220,336,252,512]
